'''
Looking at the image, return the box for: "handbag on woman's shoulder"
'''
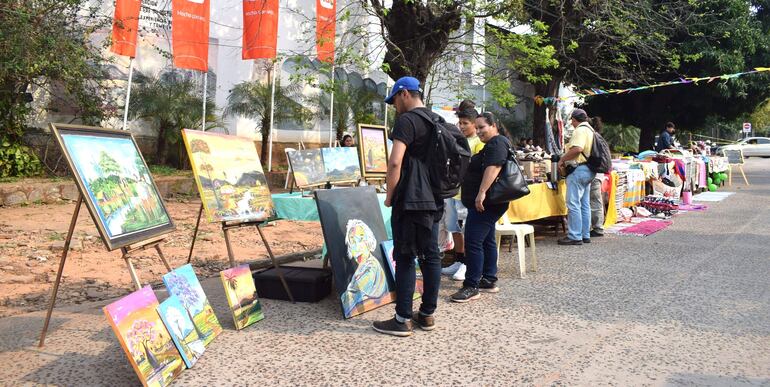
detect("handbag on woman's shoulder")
[485,148,531,204]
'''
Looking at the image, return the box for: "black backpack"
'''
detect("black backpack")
[582,125,612,173]
[410,109,471,199]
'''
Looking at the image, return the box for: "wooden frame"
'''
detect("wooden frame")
[49,123,175,251]
[356,124,389,179]
[286,148,329,190]
[723,149,750,186]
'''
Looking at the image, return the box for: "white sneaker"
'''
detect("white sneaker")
[441,262,462,276]
[452,264,466,281]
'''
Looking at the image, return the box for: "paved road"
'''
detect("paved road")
[1,159,769,386]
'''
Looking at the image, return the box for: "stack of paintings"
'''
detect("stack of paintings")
[182,130,274,223]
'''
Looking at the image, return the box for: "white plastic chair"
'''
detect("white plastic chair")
[495,213,536,278]
[284,147,296,189]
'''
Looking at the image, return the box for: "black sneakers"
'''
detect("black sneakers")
[372,317,413,337]
[583,238,591,244]
[411,312,436,331]
[451,286,480,303]
[557,237,583,245]
[478,278,499,293]
[590,230,605,237]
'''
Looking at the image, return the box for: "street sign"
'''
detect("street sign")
[742,122,752,133]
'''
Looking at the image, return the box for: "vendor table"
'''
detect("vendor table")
[272,192,393,239]
[505,181,567,223]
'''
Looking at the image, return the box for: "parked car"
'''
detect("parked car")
[717,137,770,157]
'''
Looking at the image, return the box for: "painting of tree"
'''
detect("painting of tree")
[163,265,222,347]
[126,319,162,371]
[219,264,264,330]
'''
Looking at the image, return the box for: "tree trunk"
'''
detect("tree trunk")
[185,306,206,339]
[532,76,562,147]
[260,118,270,167]
[156,124,170,166]
[143,341,160,370]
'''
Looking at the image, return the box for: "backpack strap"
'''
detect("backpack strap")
[408,108,443,129]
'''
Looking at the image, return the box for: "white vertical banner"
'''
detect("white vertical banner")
[122,58,134,131]
[328,64,335,147]
[268,62,278,172]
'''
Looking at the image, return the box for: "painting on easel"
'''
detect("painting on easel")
[287,149,328,188]
[182,130,274,223]
[50,124,174,251]
[322,147,361,183]
[104,286,185,386]
[315,186,395,318]
[357,124,389,178]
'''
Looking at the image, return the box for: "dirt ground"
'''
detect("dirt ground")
[0,198,324,318]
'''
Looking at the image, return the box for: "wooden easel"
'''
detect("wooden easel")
[187,204,295,303]
[38,196,173,347]
[724,149,749,186]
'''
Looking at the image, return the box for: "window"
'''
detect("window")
[746,139,758,145]
[757,138,770,144]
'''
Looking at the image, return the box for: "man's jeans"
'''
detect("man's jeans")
[590,177,604,233]
[566,164,596,241]
[394,221,441,319]
[463,205,508,289]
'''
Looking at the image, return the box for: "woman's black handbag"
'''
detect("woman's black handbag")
[485,149,531,204]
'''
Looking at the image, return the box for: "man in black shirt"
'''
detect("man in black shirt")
[655,122,676,152]
[373,76,443,337]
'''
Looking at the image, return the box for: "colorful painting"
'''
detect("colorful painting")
[182,130,274,223]
[220,264,264,330]
[357,124,389,176]
[315,186,395,318]
[288,149,328,188]
[157,295,205,368]
[51,124,174,251]
[162,265,222,348]
[322,147,361,183]
[381,240,423,298]
[103,286,184,387]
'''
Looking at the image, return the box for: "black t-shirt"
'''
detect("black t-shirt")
[390,107,432,158]
[461,135,512,212]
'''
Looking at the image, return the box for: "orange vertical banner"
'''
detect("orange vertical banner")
[316,0,336,63]
[111,0,142,57]
[172,0,210,71]
[243,0,279,59]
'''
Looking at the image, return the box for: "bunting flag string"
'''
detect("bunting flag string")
[535,66,770,105]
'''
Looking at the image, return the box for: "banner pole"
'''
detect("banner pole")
[384,86,389,128]
[268,60,278,172]
[122,57,134,131]
[329,64,335,147]
[201,72,208,131]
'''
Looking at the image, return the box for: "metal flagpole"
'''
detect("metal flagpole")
[268,61,278,172]
[122,58,135,131]
[201,72,208,131]
[328,64,335,147]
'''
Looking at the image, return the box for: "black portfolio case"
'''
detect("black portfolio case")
[253,266,332,302]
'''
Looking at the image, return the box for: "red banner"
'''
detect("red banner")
[242,0,279,59]
[172,0,210,72]
[111,0,142,57]
[316,0,336,63]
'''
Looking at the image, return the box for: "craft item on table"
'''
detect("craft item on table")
[51,124,174,250]
[357,124,389,177]
[104,286,185,387]
[288,149,328,188]
[182,130,274,223]
[220,264,264,330]
[321,147,362,183]
[163,265,222,348]
[381,240,422,299]
[314,186,395,318]
[157,295,205,368]
[617,220,673,236]
[693,191,735,202]
[640,195,679,216]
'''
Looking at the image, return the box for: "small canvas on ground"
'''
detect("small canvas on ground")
[315,186,395,318]
[182,130,274,223]
[157,295,206,368]
[163,264,222,348]
[381,240,422,299]
[103,286,185,387]
[220,264,265,330]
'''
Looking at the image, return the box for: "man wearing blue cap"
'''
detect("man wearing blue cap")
[373,76,444,337]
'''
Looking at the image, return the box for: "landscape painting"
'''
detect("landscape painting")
[182,130,274,223]
[162,264,222,348]
[315,186,395,318]
[51,124,174,251]
[220,264,264,330]
[288,149,328,188]
[103,286,184,387]
[157,295,205,368]
[381,240,423,298]
[322,147,361,183]
[357,125,389,176]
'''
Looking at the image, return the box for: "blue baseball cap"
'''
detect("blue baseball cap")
[384,76,422,105]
